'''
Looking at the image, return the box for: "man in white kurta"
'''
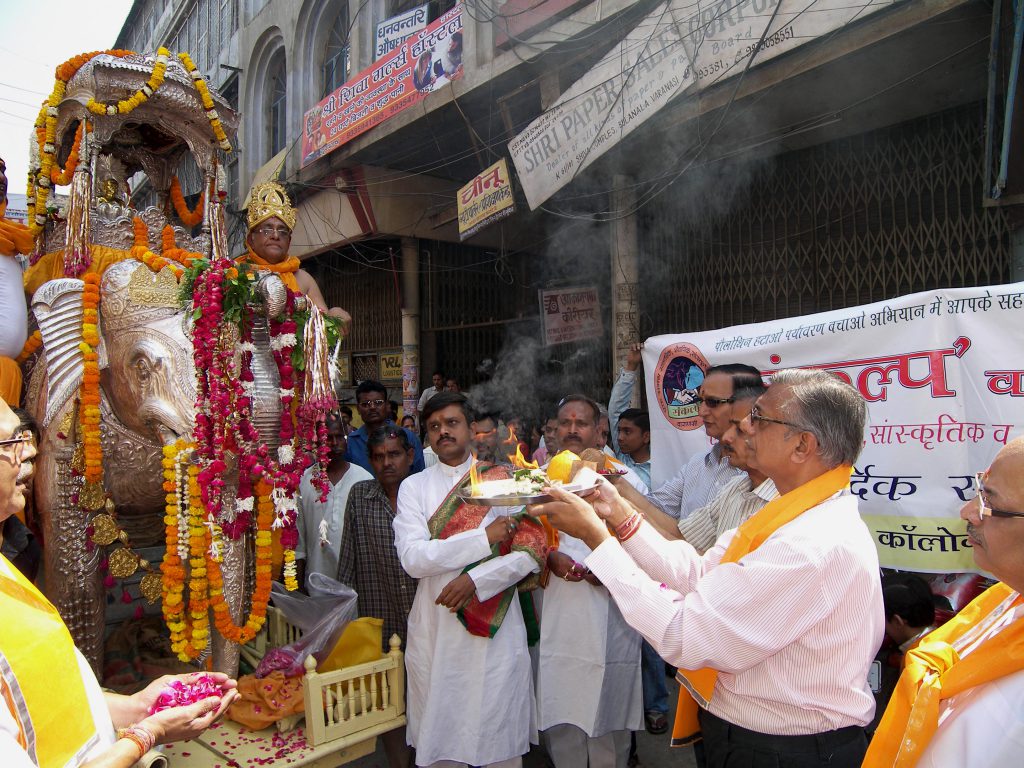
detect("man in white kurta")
[537,395,643,768]
[394,393,540,768]
[296,417,372,587]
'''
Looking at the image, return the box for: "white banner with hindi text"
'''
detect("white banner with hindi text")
[643,282,1024,572]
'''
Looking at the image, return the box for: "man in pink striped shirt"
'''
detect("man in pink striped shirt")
[532,369,883,768]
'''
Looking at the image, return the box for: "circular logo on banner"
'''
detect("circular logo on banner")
[654,342,711,431]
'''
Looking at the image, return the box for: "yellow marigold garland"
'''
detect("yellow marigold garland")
[87,47,169,117]
[177,52,232,152]
[80,273,102,484]
[169,176,204,228]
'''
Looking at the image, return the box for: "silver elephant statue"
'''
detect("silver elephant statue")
[25,256,287,676]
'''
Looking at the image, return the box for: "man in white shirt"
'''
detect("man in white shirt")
[629,364,763,521]
[417,371,445,415]
[296,413,372,589]
[394,392,544,768]
[533,369,882,768]
[641,383,778,552]
[537,395,644,768]
[866,436,1024,768]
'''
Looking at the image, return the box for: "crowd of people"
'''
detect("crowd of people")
[2,168,1022,768]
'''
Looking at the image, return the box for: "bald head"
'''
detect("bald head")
[961,436,1024,590]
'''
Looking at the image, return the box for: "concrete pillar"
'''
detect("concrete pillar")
[400,237,421,421]
[610,175,641,407]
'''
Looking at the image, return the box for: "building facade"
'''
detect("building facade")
[115,0,1024,423]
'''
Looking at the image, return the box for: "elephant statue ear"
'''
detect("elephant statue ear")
[31,278,86,428]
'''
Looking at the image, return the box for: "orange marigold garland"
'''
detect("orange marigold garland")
[16,331,42,364]
[49,121,88,186]
[206,483,274,645]
[80,273,102,485]
[169,176,204,228]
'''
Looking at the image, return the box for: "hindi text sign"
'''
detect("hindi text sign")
[540,286,603,346]
[457,159,515,240]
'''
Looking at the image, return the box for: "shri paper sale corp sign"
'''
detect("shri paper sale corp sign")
[302,5,464,167]
[376,5,429,60]
[642,283,1024,573]
[540,286,603,346]
[457,159,515,240]
[509,0,896,210]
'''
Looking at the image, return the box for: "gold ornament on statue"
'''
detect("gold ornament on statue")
[90,513,119,546]
[108,548,139,579]
[80,481,106,511]
[139,573,162,604]
[245,181,296,231]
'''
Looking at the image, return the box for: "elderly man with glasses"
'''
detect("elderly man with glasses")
[243,180,351,326]
[866,435,1024,768]
[0,399,241,768]
[532,368,883,768]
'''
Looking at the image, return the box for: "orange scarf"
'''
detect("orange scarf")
[0,211,33,257]
[671,464,854,746]
[865,583,1024,767]
[241,249,300,292]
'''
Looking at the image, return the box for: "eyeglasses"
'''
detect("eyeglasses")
[0,434,31,465]
[747,404,808,432]
[255,225,291,238]
[973,472,1024,519]
[695,395,735,409]
[359,399,386,408]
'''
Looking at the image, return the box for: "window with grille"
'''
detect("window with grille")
[322,9,350,97]
[269,56,287,156]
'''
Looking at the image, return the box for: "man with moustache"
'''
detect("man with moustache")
[533,369,882,768]
[393,392,546,768]
[866,436,1024,768]
[346,380,425,475]
[537,395,644,768]
[338,426,419,768]
[472,412,502,463]
[1,408,40,580]
[645,364,762,520]
[295,412,373,589]
[417,371,445,414]
[641,382,778,552]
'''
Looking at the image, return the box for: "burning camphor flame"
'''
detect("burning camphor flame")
[505,425,538,470]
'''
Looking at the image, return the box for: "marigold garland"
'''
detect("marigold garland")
[169,176,204,228]
[49,121,89,186]
[16,331,42,364]
[177,52,232,152]
[87,47,169,117]
[80,273,102,484]
[27,49,134,238]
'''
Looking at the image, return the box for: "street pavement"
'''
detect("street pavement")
[348,675,697,768]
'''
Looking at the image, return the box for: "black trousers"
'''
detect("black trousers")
[697,709,867,768]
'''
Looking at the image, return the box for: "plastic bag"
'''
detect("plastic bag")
[256,573,358,678]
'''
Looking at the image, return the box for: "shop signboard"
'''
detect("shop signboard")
[644,282,1024,573]
[509,0,897,209]
[379,349,404,381]
[302,5,465,167]
[457,158,516,240]
[539,285,603,346]
[375,4,429,60]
